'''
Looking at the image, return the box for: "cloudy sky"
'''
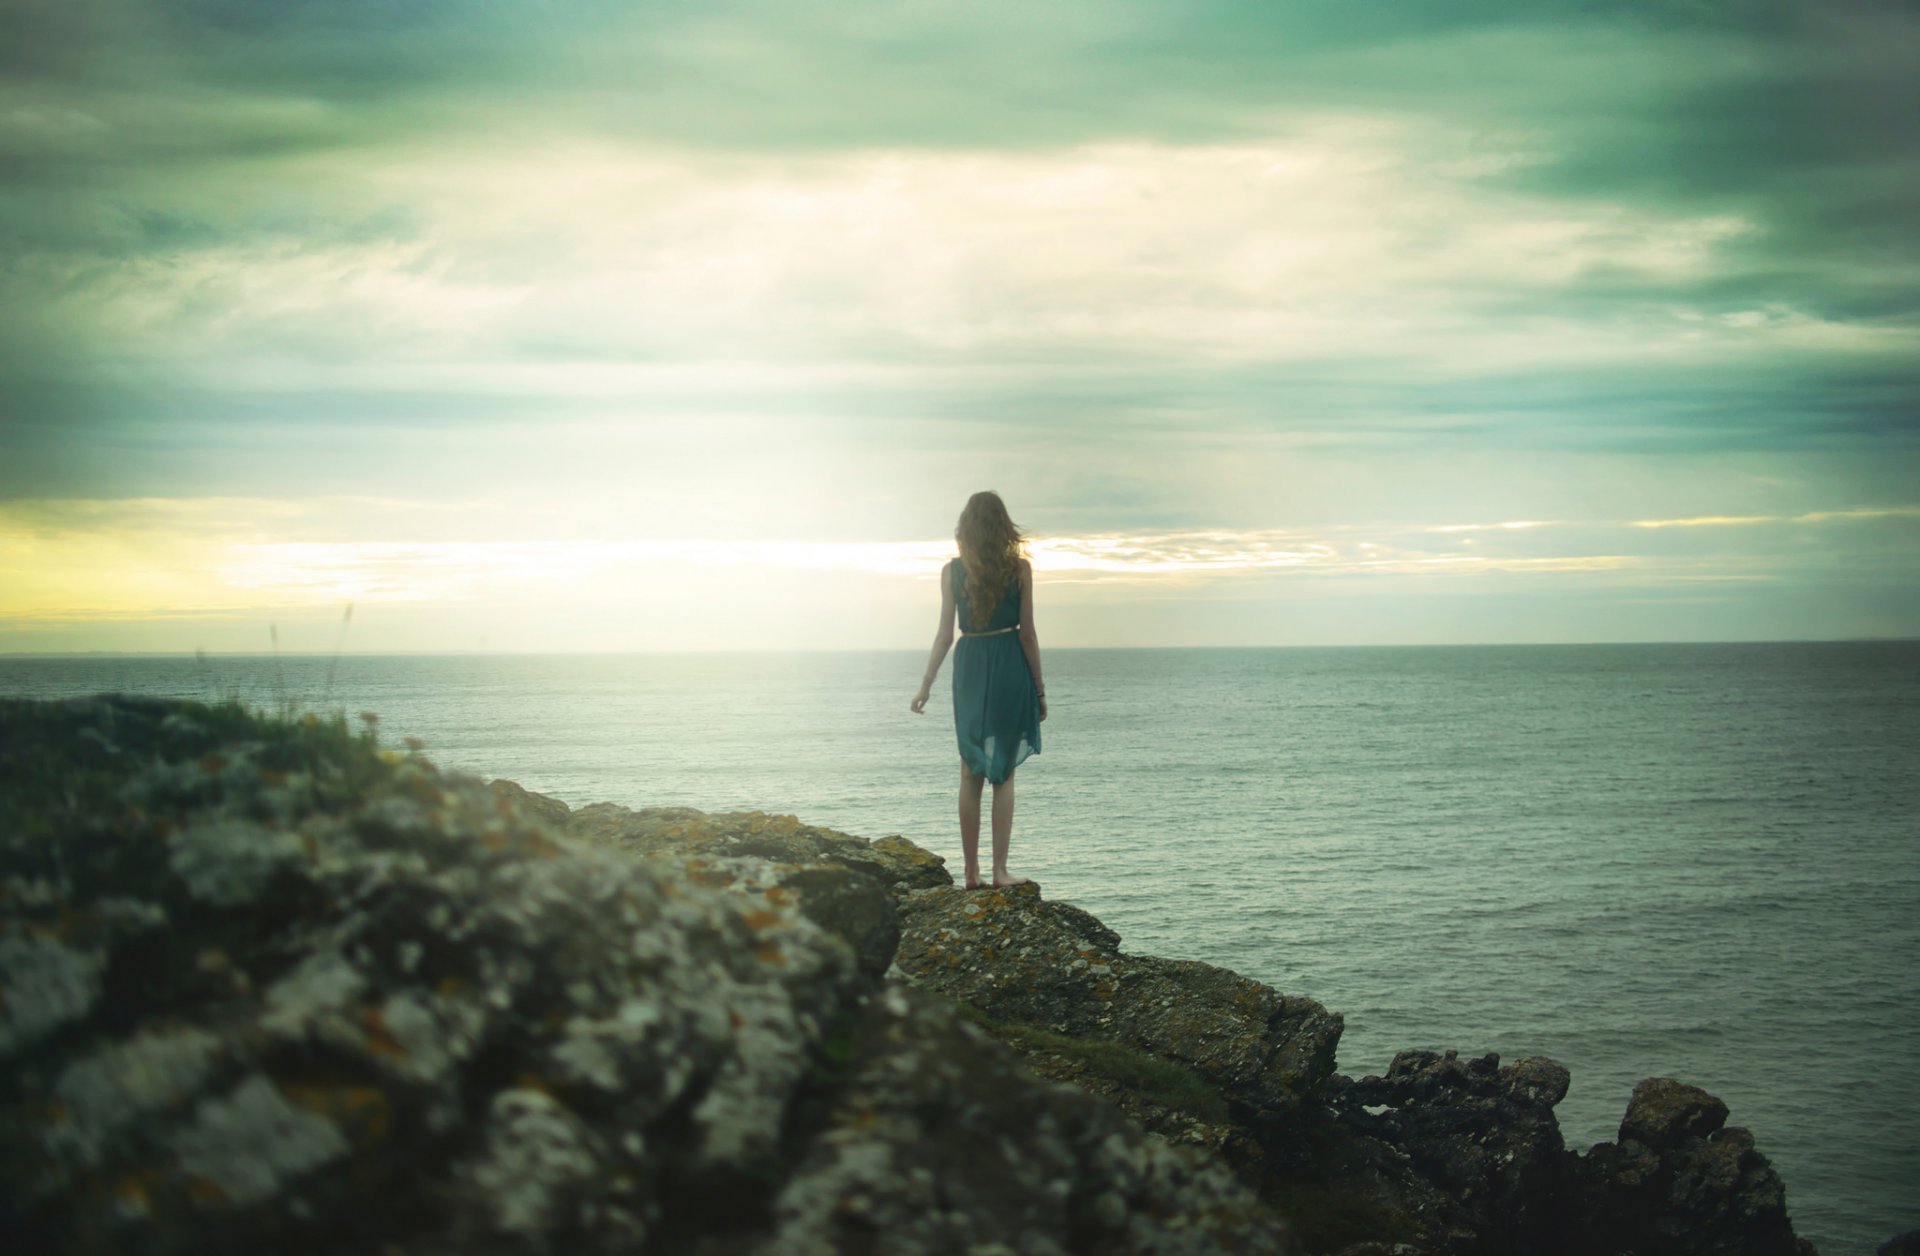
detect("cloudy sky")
[2,0,1915,651]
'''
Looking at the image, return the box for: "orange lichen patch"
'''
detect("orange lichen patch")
[739,908,782,932]
[761,885,793,906]
[514,1074,554,1097]
[25,1096,71,1125]
[358,1007,407,1060]
[847,1107,879,1131]
[283,1083,392,1147]
[402,776,442,805]
[261,769,288,787]
[52,904,94,940]
[1092,980,1119,999]
[728,1010,745,1031]
[520,834,561,859]
[185,1176,229,1209]
[436,976,466,998]
[481,833,509,853]
[112,1172,155,1214]
[754,944,788,967]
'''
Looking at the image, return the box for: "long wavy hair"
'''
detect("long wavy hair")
[955,491,1026,630]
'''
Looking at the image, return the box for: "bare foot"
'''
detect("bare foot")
[991,872,1031,888]
[964,869,985,890]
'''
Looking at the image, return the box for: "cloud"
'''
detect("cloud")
[2,0,1915,644]
[1631,507,1920,528]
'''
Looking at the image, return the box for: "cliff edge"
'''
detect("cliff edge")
[0,697,1820,1255]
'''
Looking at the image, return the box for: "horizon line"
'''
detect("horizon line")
[4,636,1916,660]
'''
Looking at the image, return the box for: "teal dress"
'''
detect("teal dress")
[950,559,1042,784]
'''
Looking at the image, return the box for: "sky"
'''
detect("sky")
[2,0,1916,651]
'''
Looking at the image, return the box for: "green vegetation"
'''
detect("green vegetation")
[0,697,398,843]
[943,996,1231,1125]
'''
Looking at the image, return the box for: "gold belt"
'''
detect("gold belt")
[960,625,1018,637]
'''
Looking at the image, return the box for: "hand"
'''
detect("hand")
[911,685,931,714]
[1038,694,1049,722]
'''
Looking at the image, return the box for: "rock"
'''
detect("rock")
[1617,1076,1730,1151]
[1880,1231,1920,1256]
[0,697,1288,1255]
[2,696,1822,1256]
[895,883,1342,1131]
[567,804,953,894]
[677,853,901,984]
[1565,1085,1805,1256]
[771,864,900,983]
[3,698,868,1254]
[1332,1049,1571,1253]
[757,980,1296,1256]
[487,777,572,827]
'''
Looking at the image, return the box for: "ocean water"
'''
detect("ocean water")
[3,643,1916,1253]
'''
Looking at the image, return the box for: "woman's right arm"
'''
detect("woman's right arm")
[911,560,957,714]
[1017,559,1047,722]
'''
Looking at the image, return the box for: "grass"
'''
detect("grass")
[0,696,399,845]
[943,995,1232,1125]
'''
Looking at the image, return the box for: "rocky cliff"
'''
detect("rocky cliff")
[0,697,1823,1254]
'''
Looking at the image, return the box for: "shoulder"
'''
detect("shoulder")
[1018,557,1033,578]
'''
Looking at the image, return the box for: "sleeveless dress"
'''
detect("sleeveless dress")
[950,558,1042,784]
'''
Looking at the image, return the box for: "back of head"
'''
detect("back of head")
[955,491,1025,630]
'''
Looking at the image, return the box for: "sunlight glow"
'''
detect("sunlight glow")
[1,496,1910,649]
[1632,508,1920,529]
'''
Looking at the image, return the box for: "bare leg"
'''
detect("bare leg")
[990,770,1029,887]
[958,761,986,888]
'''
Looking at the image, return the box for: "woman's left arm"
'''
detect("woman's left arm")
[911,560,958,713]
[1017,559,1047,722]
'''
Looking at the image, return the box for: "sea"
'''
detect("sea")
[3,642,1916,1254]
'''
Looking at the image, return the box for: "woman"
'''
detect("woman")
[911,491,1049,889]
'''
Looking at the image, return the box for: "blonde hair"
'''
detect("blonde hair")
[955,491,1026,630]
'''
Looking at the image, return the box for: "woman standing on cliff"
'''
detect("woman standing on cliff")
[911,491,1048,889]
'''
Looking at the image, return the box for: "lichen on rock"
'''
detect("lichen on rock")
[167,1073,352,1208]
[894,881,1343,1129]
[0,697,1291,1256]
